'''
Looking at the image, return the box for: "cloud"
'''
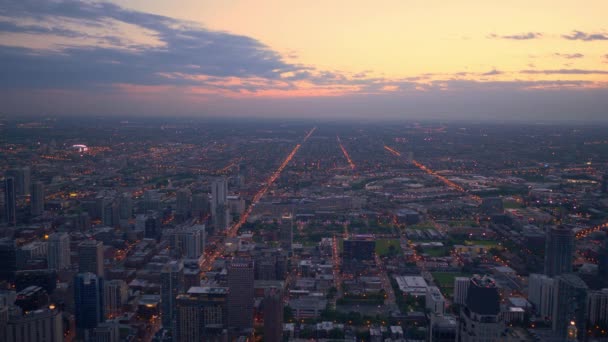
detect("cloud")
[0,0,303,89]
[520,69,608,75]
[481,69,503,76]
[489,32,542,40]
[562,30,608,41]
[554,53,584,59]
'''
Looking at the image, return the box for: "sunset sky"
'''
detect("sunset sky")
[1,0,608,120]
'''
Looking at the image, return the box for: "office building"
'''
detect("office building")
[429,314,457,342]
[0,238,18,282]
[6,167,30,196]
[175,286,228,342]
[457,275,505,342]
[544,226,574,277]
[78,240,104,277]
[5,307,63,342]
[588,288,608,327]
[174,225,205,260]
[598,234,608,287]
[552,274,588,340]
[263,287,283,342]
[453,277,470,305]
[104,279,128,318]
[191,192,209,219]
[16,241,47,268]
[279,213,293,250]
[3,177,16,226]
[92,322,120,342]
[161,260,184,330]
[15,269,57,294]
[119,192,132,220]
[30,181,44,216]
[343,236,375,261]
[426,286,445,315]
[175,188,191,221]
[74,272,105,340]
[211,178,230,230]
[210,178,227,215]
[144,212,162,241]
[227,257,254,331]
[48,232,70,271]
[528,273,556,319]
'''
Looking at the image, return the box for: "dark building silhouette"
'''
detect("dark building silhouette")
[279,214,293,250]
[263,287,283,342]
[15,285,49,312]
[457,275,505,341]
[0,238,18,282]
[161,260,184,331]
[15,269,57,294]
[78,240,104,277]
[552,274,588,341]
[544,226,574,277]
[227,257,254,333]
[343,236,375,261]
[599,234,608,287]
[3,177,16,226]
[30,181,44,216]
[74,272,105,340]
[175,286,228,341]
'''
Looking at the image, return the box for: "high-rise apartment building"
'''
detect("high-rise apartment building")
[30,181,44,216]
[161,260,184,331]
[78,240,104,277]
[263,287,283,342]
[227,257,254,332]
[544,226,574,277]
[552,274,588,340]
[48,232,70,271]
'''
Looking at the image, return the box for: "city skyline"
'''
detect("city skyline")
[1,0,608,120]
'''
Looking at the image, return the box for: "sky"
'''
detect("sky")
[1,0,608,120]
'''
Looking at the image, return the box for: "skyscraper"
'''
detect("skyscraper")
[30,181,44,216]
[174,225,205,260]
[3,177,16,226]
[263,287,283,342]
[598,233,608,287]
[552,274,588,340]
[74,272,105,340]
[6,167,30,196]
[210,178,227,215]
[544,226,574,277]
[587,288,608,328]
[280,213,293,250]
[48,232,70,271]
[175,188,191,221]
[453,277,470,306]
[78,240,104,277]
[211,178,230,230]
[457,275,505,342]
[175,286,228,342]
[0,238,18,282]
[528,273,556,319]
[5,306,63,342]
[118,192,132,220]
[191,192,209,219]
[161,260,184,331]
[104,279,128,318]
[227,257,254,332]
[144,212,162,241]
